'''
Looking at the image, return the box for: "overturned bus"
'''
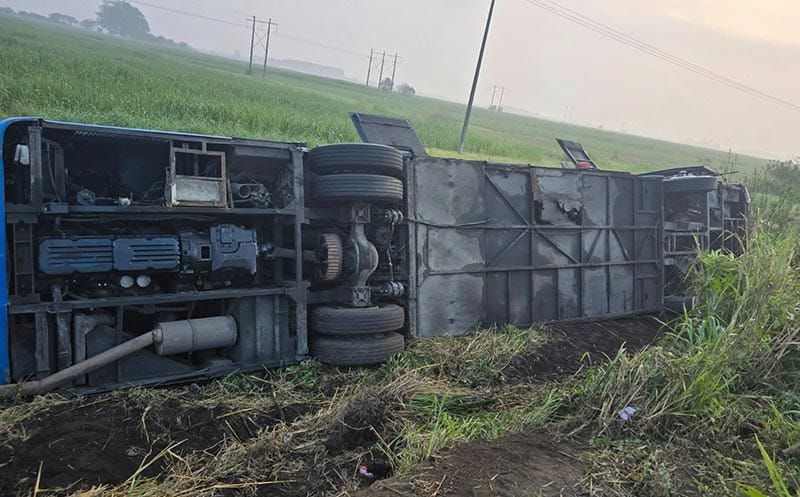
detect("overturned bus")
[0,114,749,394]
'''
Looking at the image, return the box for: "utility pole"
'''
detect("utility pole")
[366,49,374,86]
[262,18,278,76]
[390,53,398,91]
[247,15,256,75]
[497,86,506,110]
[490,85,498,108]
[458,0,496,154]
[378,51,387,89]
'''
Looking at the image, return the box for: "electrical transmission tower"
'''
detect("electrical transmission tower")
[365,49,402,89]
[489,84,506,109]
[246,16,278,76]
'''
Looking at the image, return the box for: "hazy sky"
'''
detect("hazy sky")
[4,0,800,158]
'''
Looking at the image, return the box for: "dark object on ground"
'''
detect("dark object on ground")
[664,295,695,314]
[326,395,390,453]
[504,316,664,381]
[352,431,589,497]
[359,458,393,480]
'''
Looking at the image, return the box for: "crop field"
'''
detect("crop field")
[0,14,770,174]
[1,12,799,497]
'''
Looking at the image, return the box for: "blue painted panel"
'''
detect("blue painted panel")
[0,117,39,383]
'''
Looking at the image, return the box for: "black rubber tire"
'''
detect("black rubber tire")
[311,174,404,204]
[311,332,405,366]
[664,295,696,314]
[663,175,717,193]
[309,143,404,178]
[311,304,405,336]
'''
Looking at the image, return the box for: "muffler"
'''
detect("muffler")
[0,316,237,398]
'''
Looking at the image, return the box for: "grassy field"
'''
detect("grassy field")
[0,14,770,174]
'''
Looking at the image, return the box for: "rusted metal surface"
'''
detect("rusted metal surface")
[408,157,663,336]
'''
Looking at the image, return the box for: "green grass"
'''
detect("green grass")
[0,13,770,174]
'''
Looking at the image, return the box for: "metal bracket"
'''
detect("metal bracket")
[341,203,371,224]
[350,286,372,307]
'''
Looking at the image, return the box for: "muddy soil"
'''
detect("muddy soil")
[355,431,590,497]
[504,315,664,381]
[0,315,664,496]
[0,396,310,496]
[325,394,392,454]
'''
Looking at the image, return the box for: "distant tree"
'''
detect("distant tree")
[96,0,150,38]
[379,77,393,92]
[397,83,416,95]
[19,11,47,20]
[49,13,79,26]
[0,6,15,15]
[80,18,98,30]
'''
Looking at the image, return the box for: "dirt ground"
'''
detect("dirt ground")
[0,316,664,497]
[0,398,312,495]
[504,315,664,381]
[355,431,589,497]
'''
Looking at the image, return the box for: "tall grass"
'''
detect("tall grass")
[567,164,800,495]
[740,437,799,497]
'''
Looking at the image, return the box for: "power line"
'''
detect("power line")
[276,32,370,59]
[519,0,800,112]
[127,0,245,27]
[176,0,252,19]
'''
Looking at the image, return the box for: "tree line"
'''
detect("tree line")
[0,1,191,51]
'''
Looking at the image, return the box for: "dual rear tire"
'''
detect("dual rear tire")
[309,143,405,205]
[310,304,405,366]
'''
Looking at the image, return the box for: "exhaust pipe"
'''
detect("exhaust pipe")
[0,316,237,398]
